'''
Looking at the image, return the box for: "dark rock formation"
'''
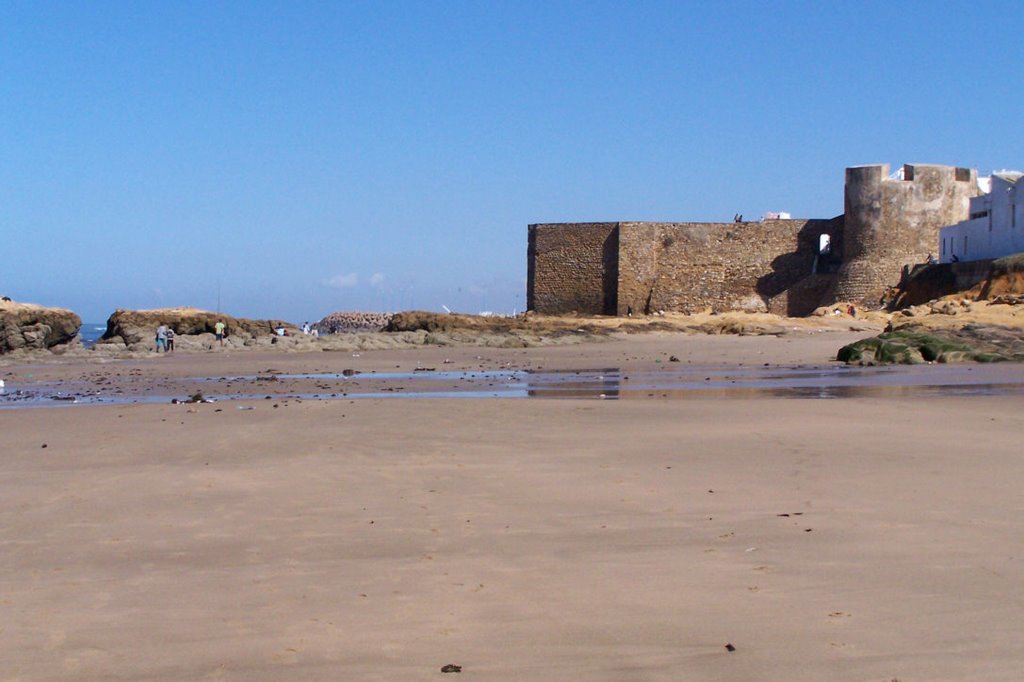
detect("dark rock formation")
[887,253,1024,309]
[838,324,1024,365]
[98,308,297,350]
[0,299,82,353]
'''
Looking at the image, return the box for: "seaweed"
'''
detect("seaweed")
[837,327,1010,365]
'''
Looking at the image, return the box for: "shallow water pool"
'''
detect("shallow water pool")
[3,363,1024,408]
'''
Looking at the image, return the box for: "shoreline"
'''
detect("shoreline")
[1,328,871,384]
[10,327,1024,407]
[5,308,889,365]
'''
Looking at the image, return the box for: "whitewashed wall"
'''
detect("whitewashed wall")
[940,175,1024,262]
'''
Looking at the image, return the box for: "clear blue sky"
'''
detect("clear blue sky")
[3,1,1021,322]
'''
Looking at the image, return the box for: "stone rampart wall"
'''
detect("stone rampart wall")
[616,219,839,315]
[528,218,841,316]
[528,163,980,316]
[528,223,618,314]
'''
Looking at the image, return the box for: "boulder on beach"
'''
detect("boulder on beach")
[837,323,1024,365]
[0,298,82,354]
[98,307,298,351]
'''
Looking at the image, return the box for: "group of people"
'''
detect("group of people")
[272,322,318,337]
[155,324,175,352]
[150,319,331,351]
[155,320,228,352]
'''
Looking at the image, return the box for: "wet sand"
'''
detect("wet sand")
[2,331,1023,680]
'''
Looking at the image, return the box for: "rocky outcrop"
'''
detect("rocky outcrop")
[386,311,523,334]
[838,323,1024,365]
[0,299,82,353]
[387,309,536,333]
[314,312,394,334]
[98,308,298,350]
[838,266,1024,365]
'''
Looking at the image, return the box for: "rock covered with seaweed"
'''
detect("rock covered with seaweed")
[838,324,1024,364]
[839,252,1024,364]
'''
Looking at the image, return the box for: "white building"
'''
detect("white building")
[939,171,1024,263]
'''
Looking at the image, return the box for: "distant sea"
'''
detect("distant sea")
[80,324,107,347]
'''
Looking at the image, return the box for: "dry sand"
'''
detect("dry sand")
[2,330,1023,680]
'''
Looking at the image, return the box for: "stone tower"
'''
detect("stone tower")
[827,163,979,305]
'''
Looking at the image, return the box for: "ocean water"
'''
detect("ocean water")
[80,324,107,347]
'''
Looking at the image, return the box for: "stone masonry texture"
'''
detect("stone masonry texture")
[827,163,979,305]
[527,164,978,316]
[529,219,841,316]
[528,223,618,314]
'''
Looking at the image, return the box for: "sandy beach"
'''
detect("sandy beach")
[2,330,1023,680]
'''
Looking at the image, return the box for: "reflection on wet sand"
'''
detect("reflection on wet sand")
[523,366,1024,399]
[4,362,1024,407]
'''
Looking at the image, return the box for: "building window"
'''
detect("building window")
[964,235,968,255]
[941,238,946,256]
[970,210,989,220]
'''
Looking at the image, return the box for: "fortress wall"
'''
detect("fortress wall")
[527,163,978,316]
[829,163,979,304]
[615,223,659,314]
[617,219,838,314]
[527,223,619,314]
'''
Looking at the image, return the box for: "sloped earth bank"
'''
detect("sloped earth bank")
[886,252,1024,309]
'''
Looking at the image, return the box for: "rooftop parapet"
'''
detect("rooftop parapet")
[846,163,975,186]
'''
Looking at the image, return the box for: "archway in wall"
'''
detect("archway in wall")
[819,234,832,255]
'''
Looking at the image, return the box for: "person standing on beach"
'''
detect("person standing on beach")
[165,327,175,352]
[214,320,226,346]
[155,324,168,352]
